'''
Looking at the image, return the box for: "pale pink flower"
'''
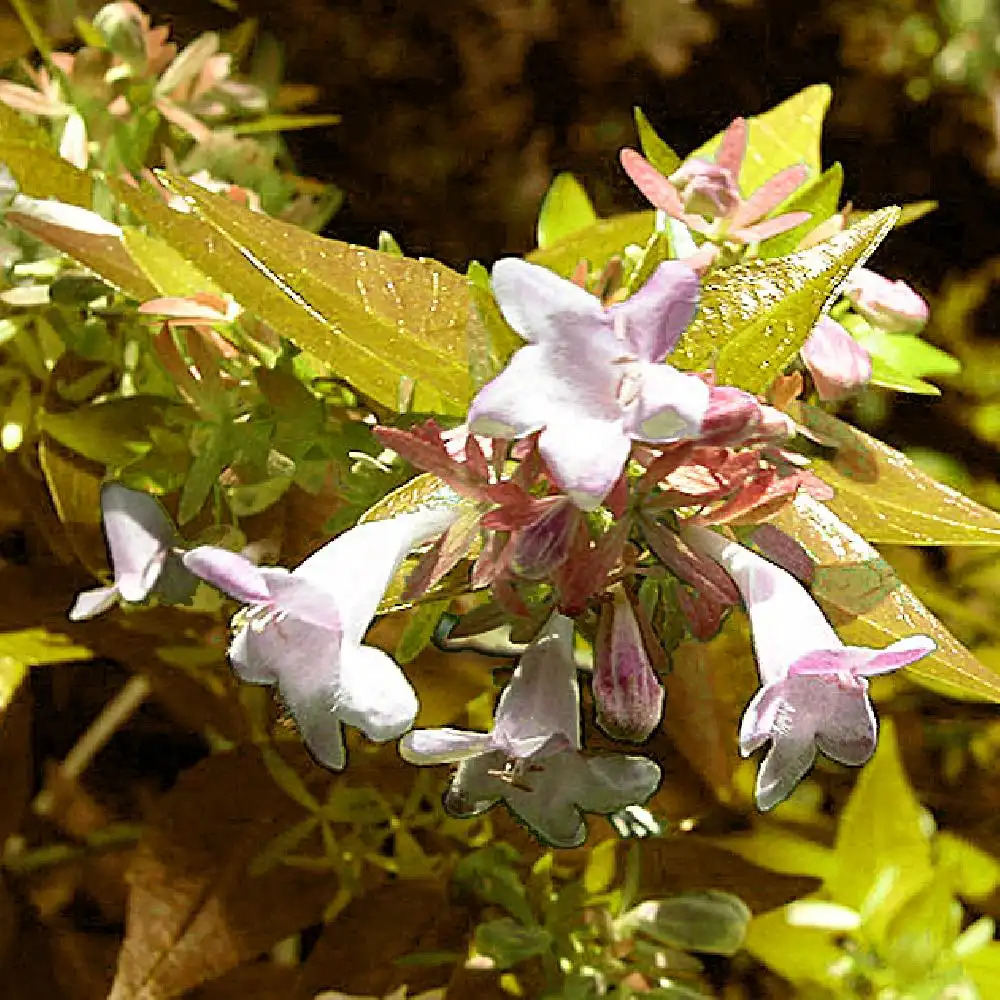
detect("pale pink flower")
[801,315,873,401]
[843,267,929,334]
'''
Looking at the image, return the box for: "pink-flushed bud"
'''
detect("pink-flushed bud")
[801,315,873,401]
[700,384,763,444]
[842,268,929,334]
[508,499,577,579]
[669,159,741,220]
[593,588,665,742]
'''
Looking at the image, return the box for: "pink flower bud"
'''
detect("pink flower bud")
[801,316,873,401]
[842,268,929,334]
[593,589,665,742]
[508,499,576,579]
[669,160,741,220]
[699,384,763,444]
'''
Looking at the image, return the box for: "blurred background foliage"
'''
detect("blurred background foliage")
[2,0,1000,998]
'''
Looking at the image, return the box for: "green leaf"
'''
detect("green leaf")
[536,173,597,249]
[229,113,341,135]
[467,260,523,379]
[690,84,831,196]
[849,321,961,395]
[936,832,1000,901]
[454,845,535,926]
[673,207,899,394]
[583,838,618,895]
[0,628,93,712]
[122,226,225,298]
[526,211,655,278]
[474,918,551,969]
[145,173,475,415]
[394,599,449,664]
[0,100,93,207]
[621,891,751,956]
[39,396,169,467]
[794,403,1000,544]
[758,161,844,258]
[633,107,682,176]
[745,898,846,986]
[6,211,156,300]
[827,719,932,927]
[771,493,1000,702]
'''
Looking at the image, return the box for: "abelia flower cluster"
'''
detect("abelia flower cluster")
[64,114,940,843]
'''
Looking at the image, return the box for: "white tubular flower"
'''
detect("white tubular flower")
[684,523,935,811]
[69,483,194,621]
[400,613,662,847]
[183,507,459,770]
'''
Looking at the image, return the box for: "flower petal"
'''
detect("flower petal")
[801,315,872,401]
[68,585,119,622]
[467,345,560,438]
[399,728,493,764]
[754,733,818,811]
[538,415,631,510]
[102,483,174,602]
[572,753,662,814]
[714,117,747,177]
[334,642,419,742]
[293,508,459,646]
[607,261,699,362]
[183,545,271,604]
[503,752,589,847]
[813,682,877,767]
[790,634,935,678]
[492,613,581,754]
[443,751,505,817]
[627,362,710,443]
[730,164,808,229]
[619,148,684,216]
[491,257,606,345]
[261,569,341,631]
[685,524,842,684]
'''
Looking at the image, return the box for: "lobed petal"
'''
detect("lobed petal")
[573,753,662,815]
[102,483,175,602]
[68,585,119,622]
[627,362,710,443]
[467,345,561,439]
[491,257,606,345]
[801,315,873,402]
[399,728,493,764]
[183,545,272,604]
[334,642,419,742]
[754,734,818,812]
[261,569,341,631]
[538,415,632,511]
[608,261,700,362]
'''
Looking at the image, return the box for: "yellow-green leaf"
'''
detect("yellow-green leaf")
[672,208,899,394]
[633,106,681,176]
[536,173,597,249]
[149,174,475,414]
[0,627,93,711]
[122,226,225,299]
[795,403,1000,545]
[526,211,654,278]
[771,493,1000,702]
[690,84,831,197]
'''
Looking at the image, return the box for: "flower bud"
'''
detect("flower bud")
[508,499,576,579]
[801,315,873,401]
[593,588,665,742]
[700,384,762,445]
[670,160,741,219]
[842,267,929,334]
[93,2,148,66]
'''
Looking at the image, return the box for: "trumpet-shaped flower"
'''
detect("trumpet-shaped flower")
[468,258,710,510]
[684,523,935,811]
[182,507,459,770]
[843,267,929,334]
[400,614,661,847]
[69,483,195,621]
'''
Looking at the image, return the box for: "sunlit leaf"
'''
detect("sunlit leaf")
[673,208,899,394]
[39,396,171,467]
[758,162,843,258]
[827,719,933,936]
[6,211,156,299]
[771,492,1000,701]
[229,113,341,135]
[633,106,681,176]
[526,211,655,278]
[690,84,831,197]
[148,173,476,414]
[0,139,92,208]
[583,838,618,895]
[536,173,597,249]
[794,403,1000,545]
[122,226,225,299]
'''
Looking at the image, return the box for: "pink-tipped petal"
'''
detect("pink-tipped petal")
[491,257,605,345]
[260,570,341,631]
[609,261,700,362]
[731,164,808,229]
[183,545,272,604]
[733,211,812,242]
[619,147,685,216]
[714,117,747,177]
